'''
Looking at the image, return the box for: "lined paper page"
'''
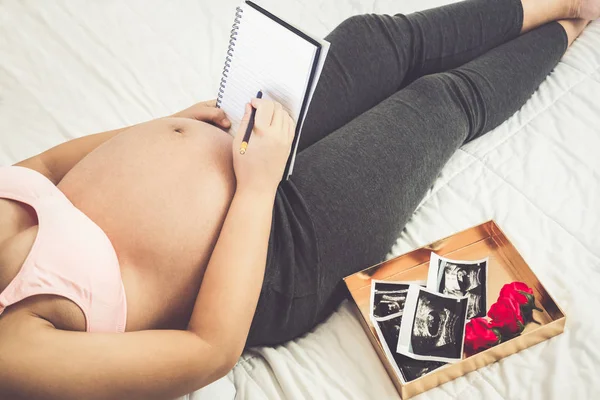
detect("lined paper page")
[219,2,318,134]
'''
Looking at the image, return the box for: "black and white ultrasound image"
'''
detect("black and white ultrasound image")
[437,259,487,319]
[410,290,468,360]
[376,317,445,382]
[372,282,410,320]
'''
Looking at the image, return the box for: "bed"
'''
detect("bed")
[1,1,599,399]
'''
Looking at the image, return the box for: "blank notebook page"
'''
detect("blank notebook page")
[218,2,319,134]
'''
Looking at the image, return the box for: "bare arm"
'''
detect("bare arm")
[188,182,276,356]
[189,97,294,355]
[189,98,295,356]
[0,317,232,400]
[0,99,293,400]
[15,126,127,184]
[14,100,231,184]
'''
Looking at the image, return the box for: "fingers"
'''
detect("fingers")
[282,112,289,140]
[251,98,274,131]
[248,98,293,141]
[174,100,231,128]
[198,107,231,128]
[287,115,296,140]
[272,102,283,131]
[202,99,218,108]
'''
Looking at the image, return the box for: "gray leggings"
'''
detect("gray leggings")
[247,0,568,346]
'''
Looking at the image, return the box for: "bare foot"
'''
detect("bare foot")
[558,18,590,46]
[521,0,586,32]
[570,0,600,20]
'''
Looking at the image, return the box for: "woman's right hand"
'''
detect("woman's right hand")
[232,98,295,194]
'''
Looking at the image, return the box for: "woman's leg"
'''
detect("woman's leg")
[291,21,579,335]
[248,20,585,346]
[557,18,592,43]
[297,0,578,152]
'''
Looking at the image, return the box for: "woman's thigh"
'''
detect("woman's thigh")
[248,74,469,347]
[291,73,471,318]
[297,0,523,152]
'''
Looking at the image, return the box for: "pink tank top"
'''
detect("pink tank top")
[0,166,127,333]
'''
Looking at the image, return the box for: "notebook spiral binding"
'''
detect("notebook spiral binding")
[216,6,244,108]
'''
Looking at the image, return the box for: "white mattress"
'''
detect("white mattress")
[1,1,599,399]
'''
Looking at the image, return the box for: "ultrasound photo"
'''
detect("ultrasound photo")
[372,314,445,383]
[397,285,468,363]
[427,253,488,319]
[370,280,425,321]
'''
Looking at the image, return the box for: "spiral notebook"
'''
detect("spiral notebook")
[216,1,330,179]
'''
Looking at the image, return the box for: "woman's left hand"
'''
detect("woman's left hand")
[171,100,231,129]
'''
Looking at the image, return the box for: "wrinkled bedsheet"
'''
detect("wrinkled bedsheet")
[1,1,599,399]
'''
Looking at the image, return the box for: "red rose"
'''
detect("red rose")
[488,296,525,334]
[464,317,501,354]
[499,282,534,306]
[498,281,542,325]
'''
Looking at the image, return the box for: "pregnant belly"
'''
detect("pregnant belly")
[58,118,236,331]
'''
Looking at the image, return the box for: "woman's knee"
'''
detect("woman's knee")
[405,72,483,139]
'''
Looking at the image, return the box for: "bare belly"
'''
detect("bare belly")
[58,117,236,331]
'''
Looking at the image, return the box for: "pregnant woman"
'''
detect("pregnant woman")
[0,0,597,398]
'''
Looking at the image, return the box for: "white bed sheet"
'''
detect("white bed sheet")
[1,1,599,399]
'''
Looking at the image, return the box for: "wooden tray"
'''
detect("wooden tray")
[344,220,565,399]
